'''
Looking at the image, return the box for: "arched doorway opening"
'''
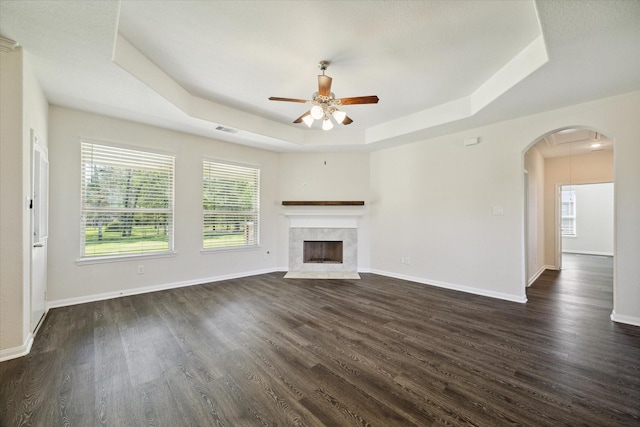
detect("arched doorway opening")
[523,127,615,307]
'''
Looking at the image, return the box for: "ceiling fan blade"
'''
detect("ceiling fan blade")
[338,95,379,105]
[269,97,308,103]
[293,111,311,124]
[318,75,332,97]
[342,115,353,125]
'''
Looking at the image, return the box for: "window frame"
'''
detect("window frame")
[561,189,577,237]
[201,159,261,252]
[78,140,176,263]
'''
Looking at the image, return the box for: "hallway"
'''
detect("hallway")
[529,253,613,311]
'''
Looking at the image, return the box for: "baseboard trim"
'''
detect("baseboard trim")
[370,269,527,303]
[527,266,546,287]
[527,265,556,286]
[562,250,613,257]
[0,333,34,362]
[48,267,282,309]
[610,311,640,327]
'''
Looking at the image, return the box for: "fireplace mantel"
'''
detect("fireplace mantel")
[282,201,364,206]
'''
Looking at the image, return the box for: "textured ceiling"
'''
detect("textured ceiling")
[117,0,540,126]
[1,0,639,152]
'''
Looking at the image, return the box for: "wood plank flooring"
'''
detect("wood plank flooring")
[1,254,639,426]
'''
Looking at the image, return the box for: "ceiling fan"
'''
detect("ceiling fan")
[268,61,379,130]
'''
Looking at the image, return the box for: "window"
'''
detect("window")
[80,142,174,258]
[203,160,260,250]
[561,189,576,236]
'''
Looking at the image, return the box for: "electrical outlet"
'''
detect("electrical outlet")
[137,265,144,274]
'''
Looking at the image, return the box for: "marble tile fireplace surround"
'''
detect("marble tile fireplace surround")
[284,204,361,279]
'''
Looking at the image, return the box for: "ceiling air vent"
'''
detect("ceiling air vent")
[215,125,239,134]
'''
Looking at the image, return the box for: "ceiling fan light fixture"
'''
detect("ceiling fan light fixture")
[332,110,346,124]
[302,115,314,128]
[269,61,379,130]
[310,105,324,120]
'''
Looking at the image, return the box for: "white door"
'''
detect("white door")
[31,132,48,332]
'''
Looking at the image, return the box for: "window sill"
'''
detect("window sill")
[76,251,177,265]
[201,245,261,255]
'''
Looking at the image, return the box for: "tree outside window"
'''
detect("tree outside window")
[81,142,174,257]
[202,160,260,250]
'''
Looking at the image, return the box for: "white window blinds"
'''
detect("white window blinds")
[203,160,260,249]
[561,189,576,236]
[80,142,174,257]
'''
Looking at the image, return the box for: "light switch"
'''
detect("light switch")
[492,206,504,216]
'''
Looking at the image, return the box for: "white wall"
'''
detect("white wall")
[0,47,25,354]
[277,152,371,271]
[47,106,280,304]
[48,109,375,303]
[614,98,640,324]
[562,183,614,256]
[525,145,545,284]
[370,123,527,302]
[0,48,48,358]
[370,91,640,325]
[544,151,614,266]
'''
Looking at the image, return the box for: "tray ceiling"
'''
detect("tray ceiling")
[1,1,639,152]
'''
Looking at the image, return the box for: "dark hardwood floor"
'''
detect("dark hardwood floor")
[1,254,639,426]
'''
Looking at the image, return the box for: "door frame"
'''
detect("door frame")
[555,184,563,270]
[522,126,615,290]
[556,181,615,268]
[31,129,48,334]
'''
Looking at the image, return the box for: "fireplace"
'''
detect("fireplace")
[304,241,343,264]
[284,212,360,278]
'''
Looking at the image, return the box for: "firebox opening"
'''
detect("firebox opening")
[304,241,343,264]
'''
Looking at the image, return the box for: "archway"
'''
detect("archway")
[522,126,615,306]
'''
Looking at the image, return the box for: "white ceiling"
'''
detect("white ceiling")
[533,128,613,158]
[1,0,639,153]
